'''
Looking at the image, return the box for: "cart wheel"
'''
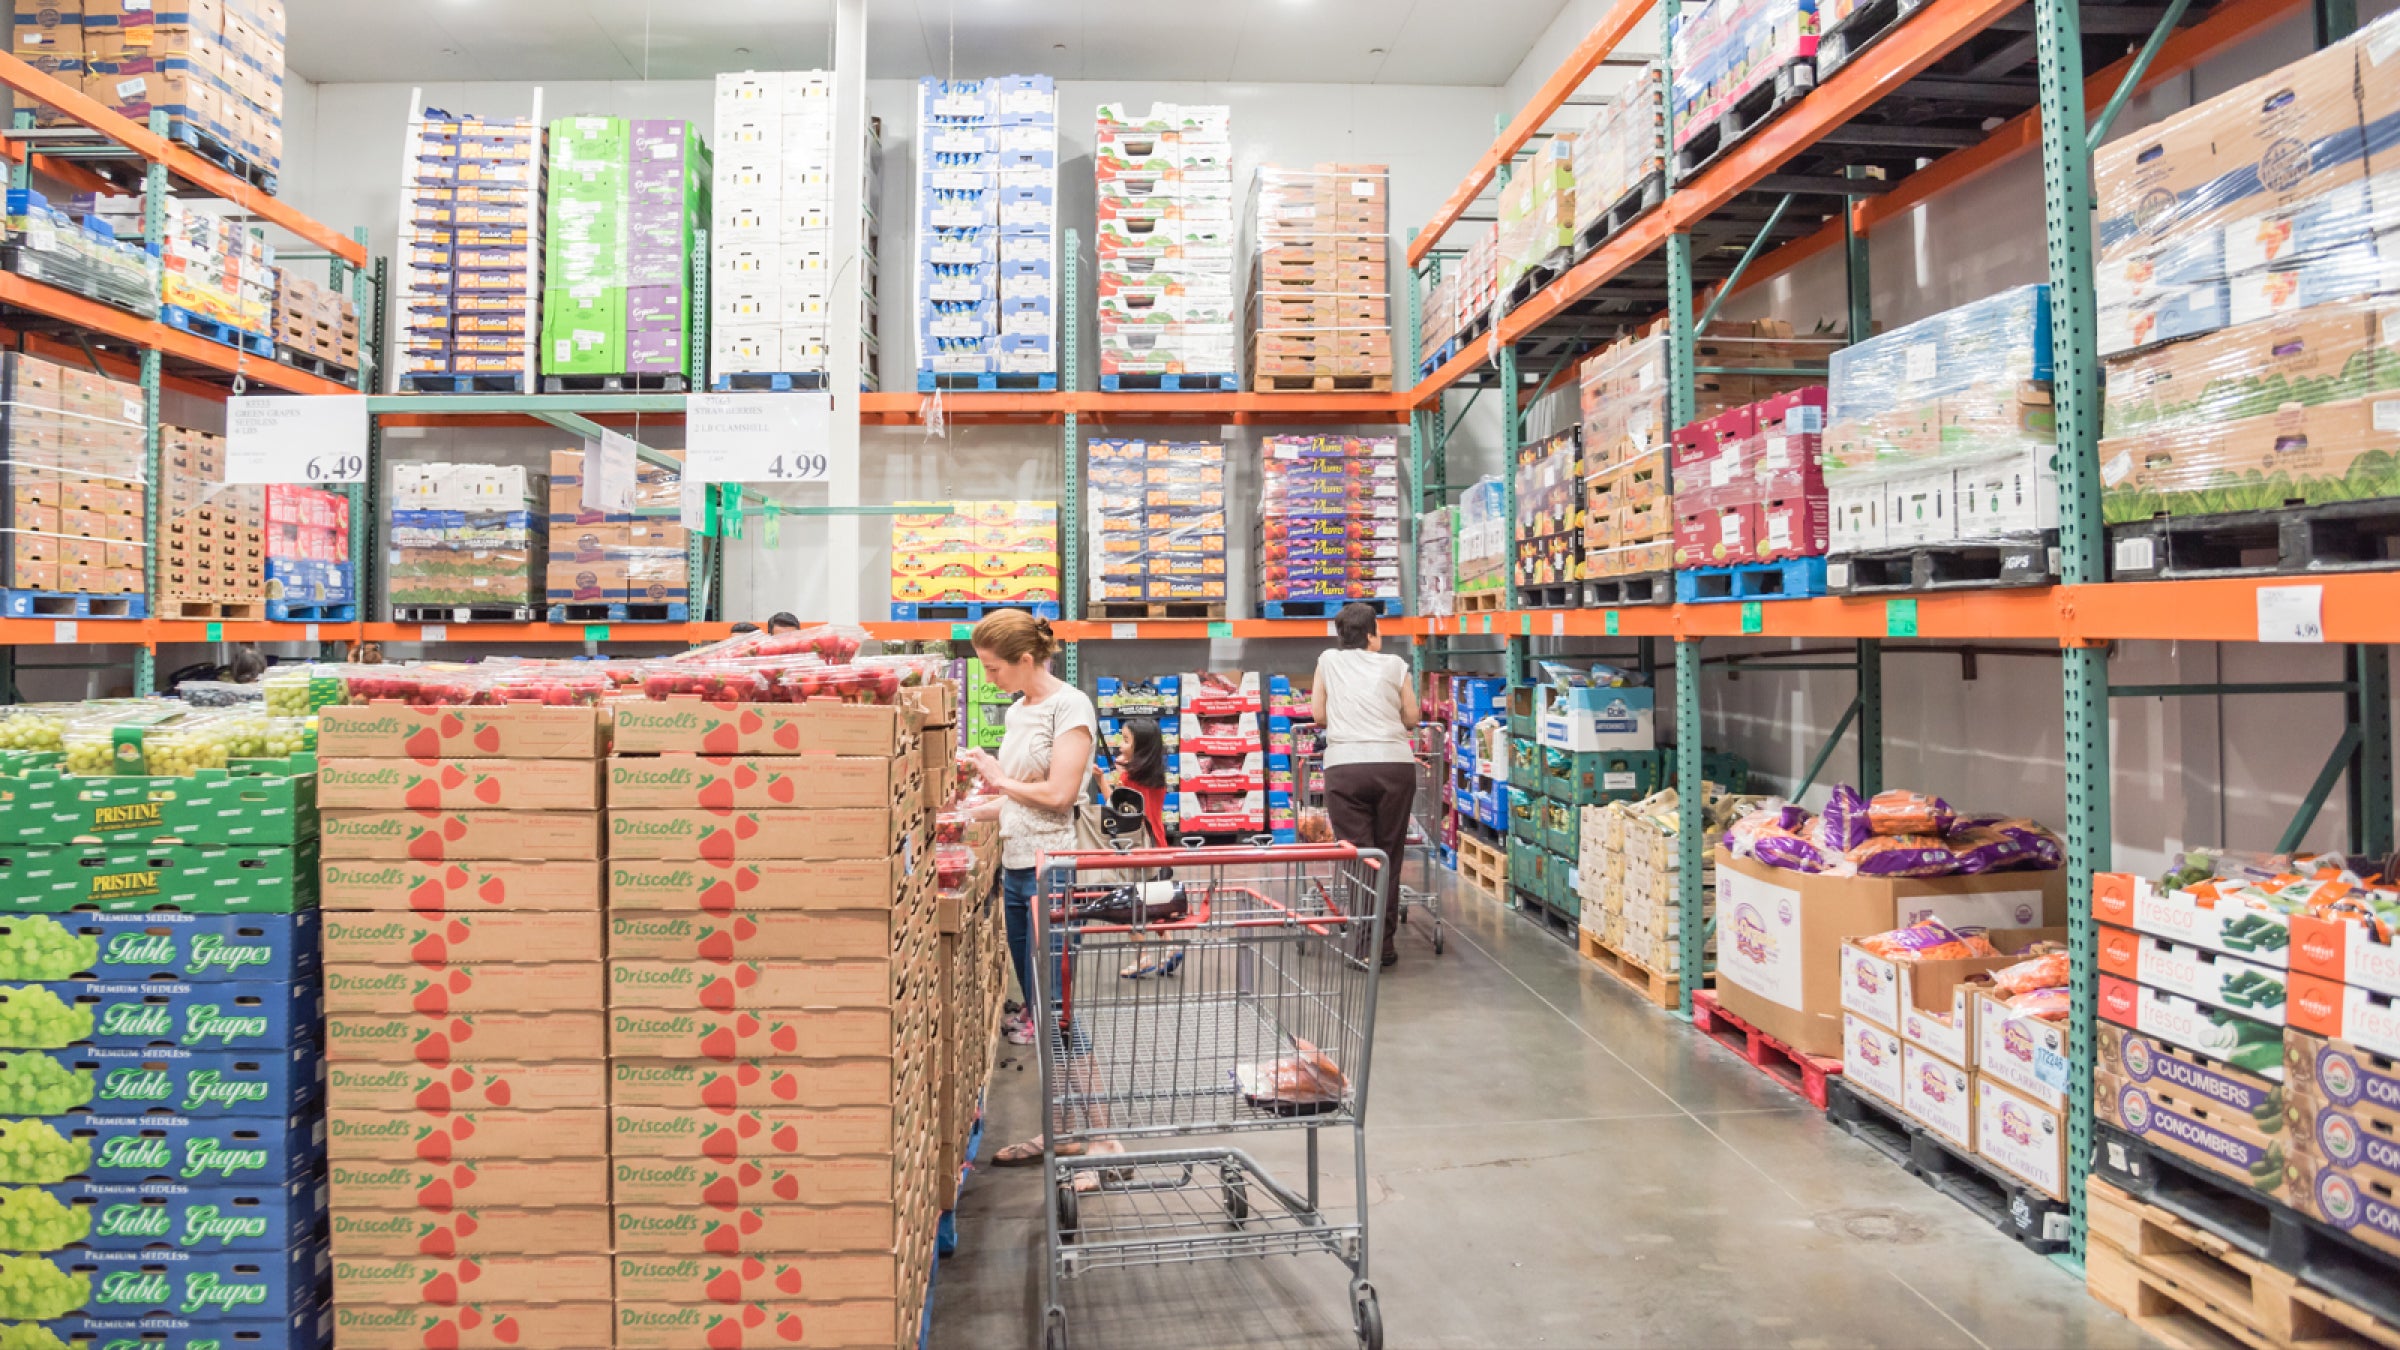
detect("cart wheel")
[1045,1307,1069,1350]
[1055,1182,1079,1240]
[1223,1176,1249,1227]
[1432,925,1446,956]
[1354,1286,1383,1350]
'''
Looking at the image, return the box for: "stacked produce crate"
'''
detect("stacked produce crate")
[889,499,1062,619]
[963,657,1019,752]
[0,703,326,1344]
[916,76,1057,389]
[6,189,162,316]
[1264,675,1309,843]
[55,0,289,178]
[1454,474,1507,609]
[931,801,1002,1198]
[0,351,149,616]
[399,111,542,390]
[1094,675,1177,778]
[1088,437,1229,615]
[1094,102,1235,388]
[1671,388,1828,569]
[386,462,545,619]
[542,445,692,622]
[1578,786,1750,987]
[714,71,831,385]
[271,269,361,379]
[1579,336,1675,584]
[8,0,78,124]
[1668,0,1818,171]
[1570,65,1665,243]
[1446,678,1506,892]
[541,115,708,388]
[1176,672,1266,837]
[1513,426,1583,603]
[154,424,265,619]
[1417,506,1455,616]
[607,692,939,1349]
[157,201,274,347]
[264,483,353,622]
[1247,164,1391,390]
[1256,433,1401,615]
[1496,136,1574,297]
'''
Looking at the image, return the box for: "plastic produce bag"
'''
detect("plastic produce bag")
[1848,834,1958,877]
[1854,921,1997,962]
[1991,951,2070,996]
[1816,785,1872,850]
[1867,789,1954,837]
[1236,1035,1349,1115]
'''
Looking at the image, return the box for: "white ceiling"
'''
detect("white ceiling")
[286,0,1575,87]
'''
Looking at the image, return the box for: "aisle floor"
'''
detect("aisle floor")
[930,875,2154,1350]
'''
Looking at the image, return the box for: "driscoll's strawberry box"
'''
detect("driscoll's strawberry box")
[608,909,896,962]
[327,1156,613,1211]
[610,754,918,810]
[317,757,604,810]
[320,809,603,861]
[608,1007,900,1061]
[610,699,921,757]
[608,807,910,861]
[613,1252,897,1303]
[329,1203,613,1257]
[319,858,602,911]
[613,1300,902,1350]
[614,1204,896,1255]
[331,1252,614,1305]
[609,1155,903,1208]
[610,1105,895,1159]
[317,703,604,759]
[608,960,896,1013]
[321,911,602,965]
[327,1059,610,1114]
[323,962,604,1015]
[332,1300,614,1350]
[326,1108,609,1162]
[608,857,908,913]
[325,1009,609,1065]
[610,1058,897,1111]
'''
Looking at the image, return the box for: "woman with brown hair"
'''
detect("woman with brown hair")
[1312,600,1419,967]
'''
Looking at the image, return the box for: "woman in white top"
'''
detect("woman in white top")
[1311,601,1420,967]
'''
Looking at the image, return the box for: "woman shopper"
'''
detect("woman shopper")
[1311,601,1420,967]
[1095,716,1176,979]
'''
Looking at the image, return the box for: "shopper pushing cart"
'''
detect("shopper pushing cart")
[1310,601,1419,968]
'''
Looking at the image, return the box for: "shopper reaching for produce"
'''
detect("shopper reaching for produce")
[1313,601,1418,968]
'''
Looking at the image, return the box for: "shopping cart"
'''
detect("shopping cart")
[1291,737,1446,957]
[1034,843,1388,1350]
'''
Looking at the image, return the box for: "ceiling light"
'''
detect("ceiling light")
[1053,43,1066,50]
[1369,47,1386,54]
[734,46,750,55]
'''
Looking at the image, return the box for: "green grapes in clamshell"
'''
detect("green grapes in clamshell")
[0,716,60,755]
[0,1123,89,1186]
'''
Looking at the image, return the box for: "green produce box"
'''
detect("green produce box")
[0,758,318,846]
[1547,856,1579,918]
[3,839,321,913]
[1542,797,1577,857]
[542,287,627,375]
[1508,837,1538,892]
[1508,789,1540,841]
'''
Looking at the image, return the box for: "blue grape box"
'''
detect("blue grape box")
[0,912,321,984]
[4,1240,331,1322]
[8,1112,329,1186]
[0,980,325,1052]
[31,1305,333,1350]
[45,1177,328,1251]
[0,1044,325,1118]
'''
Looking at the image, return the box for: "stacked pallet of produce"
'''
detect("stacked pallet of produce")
[1088,438,1229,614]
[1176,671,1268,837]
[153,424,264,619]
[540,115,708,387]
[714,70,876,386]
[932,795,1003,1199]
[318,696,614,1348]
[386,463,545,619]
[271,269,361,377]
[1094,102,1234,387]
[1247,164,1391,390]
[0,352,149,616]
[4,189,161,317]
[265,483,354,622]
[916,75,1056,388]
[1668,0,1818,171]
[543,444,692,621]
[399,110,542,390]
[1257,433,1401,614]
[1578,785,1748,988]
[889,500,1061,619]
[1513,425,1583,603]
[1579,336,1675,584]
[1417,506,1455,617]
[1497,135,1574,297]
[1570,66,1665,243]
[1670,388,1829,569]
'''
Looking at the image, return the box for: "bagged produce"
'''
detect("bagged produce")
[1848,834,1959,877]
[1853,921,1998,962]
[1866,789,1954,837]
[1991,950,2070,996]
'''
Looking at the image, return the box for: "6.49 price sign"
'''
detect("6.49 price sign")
[225,395,369,485]
[686,392,836,484]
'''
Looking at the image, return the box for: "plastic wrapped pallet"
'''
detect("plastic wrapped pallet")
[264,483,352,618]
[386,463,545,613]
[715,70,883,384]
[400,109,542,386]
[1248,164,1391,388]
[153,425,264,616]
[891,499,1060,615]
[0,352,148,609]
[1570,67,1666,239]
[1089,438,1227,609]
[1823,285,2056,555]
[1497,137,1575,295]
[917,74,1056,385]
[48,0,290,177]
[1257,434,1400,610]
[1514,427,1584,591]
[1456,474,1508,600]
[1670,0,1819,153]
[1671,387,1829,567]
[158,201,273,339]
[543,446,690,616]
[1096,102,1235,383]
[271,268,360,375]
[1418,506,1456,617]
[541,115,708,382]
[5,188,160,316]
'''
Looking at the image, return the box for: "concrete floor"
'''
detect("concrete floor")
[930,875,2157,1350]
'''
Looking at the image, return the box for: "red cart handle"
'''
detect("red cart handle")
[1039,842,1373,870]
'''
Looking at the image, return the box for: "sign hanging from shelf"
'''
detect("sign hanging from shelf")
[584,430,636,513]
[225,395,368,485]
[686,393,836,484]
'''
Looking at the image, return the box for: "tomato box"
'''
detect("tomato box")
[331,1252,614,1305]
[2099,924,2289,1025]
[608,960,895,1013]
[7,840,319,913]
[608,808,909,861]
[320,910,600,965]
[609,856,907,913]
[56,1176,326,1251]
[613,1204,895,1255]
[327,1059,609,1114]
[0,760,319,846]
[11,1043,325,1117]
[607,1008,898,1061]
[609,910,895,962]
[317,703,604,759]
[612,1252,897,1303]
[323,962,605,1015]
[327,1108,609,1163]
[318,757,604,810]
[22,1243,329,1323]
[0,910,318,983]
[326,1009,608,1065]
[609,1154,901,1208]
[611,1105,896,1159]
[51,1111,326,1184]
[333,1300,612,1350]
[613,1299,903,1349]
[609,699,920,756]
[329,1203,613,1257]
[327,1156,612,1211]
[320,857,602,911]
[609,1052,902,1104]
[2290,910,2400,999]
[0,978,322,1051]
[321,809,603,861]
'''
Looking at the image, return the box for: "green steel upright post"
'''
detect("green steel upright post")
[1061,229,1081,687]
[2316,0,2358,45]
[133,121,169,696]
[1856,639,1883,794]
[8,111,29,191]
[1499,342,1526,687]
[687,228,711,619]
[2349,645,2393,857]
[1844,197,1872,345]
[2036,0,2108,1263]
[1668,216,1702,1011]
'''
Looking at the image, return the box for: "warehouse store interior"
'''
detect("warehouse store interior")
[0,0,2396,1346]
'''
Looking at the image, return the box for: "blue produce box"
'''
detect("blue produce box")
[27,1306,332,1350]
[0,912,320,984]
[0,1043,323,1117]
[13,1177,328,1251]
[0,1241,329,1322]
[0,981,322,1051]
[0,1112,325,1186]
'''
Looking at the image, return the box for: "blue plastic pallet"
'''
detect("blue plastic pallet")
[263,599,358,622]
[1258,596,1405,619]
[1,589,146,619]
[1099,372,1239,392]
[916,370,1059,392]
[160,305,275,359]
[545,601,691,624]
[399,372,527,394]
[1674,555,1829,604]
[890,600,1061,621]
[712,370,829,392]
[1418,338,1462,378]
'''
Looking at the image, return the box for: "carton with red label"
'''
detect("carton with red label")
[321,809,604,861]
[320,858,602,911]
[610,699,919,756]
[2289,910,2400,999]
[608,807,908,861]
[2290,973,2400,1060]
[609,1058,897,1111]
[330,1203,613,1257]
[609,856,908,913]
[608,1155,901,1208]
[331,1300,615,1350]
[2098,973,2286,1080]
[2099,923,2289,1024]
[1179,670,1261,714]
[608,909,896,962]
[608,754,917,811]
[331,1252,614,1305]
[613,1300,902,1350]
[327,1059,610,1114]
[610,1105,896,1159]
[613,1204,897,1255]
[326,1009,609,1065]
[606,1007,900,1061]
[2090,871,2292,967]
[327,1108,609,1162]
[608,959,896,1012]
[321,910,602,965]
[325,962,605,1015]
[612,1251,898,1303]
[318,703,604,759]
[318,757,604,810]
[327,1156,613,1211]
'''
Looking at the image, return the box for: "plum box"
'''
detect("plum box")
[609,1057,895,1110]
[326,1059,609,1114]
[612,1203,894,1255]
[609,1154,900,1208]
[54,1176,327,1251]
[334,1301,612,1350]
[317,758,603,811]
[1973,990,2068,1109]
[323,962,603,1015]
[331,1252,613,1305]
[326,1156,612,1211]
[316,704,602,759]
[1974,1074,2066,1201]
[2100,924,2289,1025]
[329,1203,612,1257]
[610,1105,895,1159]
[608,856,907,913]
[324,1010,607,1066]
[0,911,318,983]
[21,1243,329,1323]
[326,1108,608,1163]
[612,1251,897,1303]
[320,810,603,862]
[47,1112,326,1185]
[1901,1042,1976,1153]
[318,858,602,912]
[608,909,895,962]
[12,1043,325,1118]
[0,979,322,1051]
[610,699,920,756]
[608,959,896,1012]
[319,911,600,966]
[607,808,910,861]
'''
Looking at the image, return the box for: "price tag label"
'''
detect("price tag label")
[305,624,321,641]
[1520,613,1532,636]
[762,501,782,549]
[2257,584,2324,643]
[1741,601,1763,635]
[1480,614,1494,634]
[1112,623,1138,640]
[205,622,223,642]
[687,393,837,483]
[1208,621,1233,638]
[2033,1045,2071,1093]
[950,623,973,641]
[226,395,369,484]
[52,620,75,644]
[585,625,611,642]
[419,625,447,642]
[679,476,707,531]
[1551,612,1565,637]
[584,430,637,513]
[1886,597,1919,637]
[1605,610,1620,636]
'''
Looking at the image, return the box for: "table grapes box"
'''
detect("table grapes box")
[4,841,320,913]
[1,1241,330,1323]
[0,911,319,983]
[0,979,323,1051]
[36,1309,333,1350]
[0,1043,324,1117]
[33,1176,327,1251]
[2,1113,325,1186]
[0,761,319,846]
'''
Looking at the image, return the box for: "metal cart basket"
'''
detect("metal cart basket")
[1034,843,1388,1350]
[1294,744,1446,956]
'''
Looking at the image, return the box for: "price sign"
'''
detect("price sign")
[687,393,837,484]
[226,395,369,484]
[1886,597,1919,638]
[1604,610,1620,636]
[2256,585,2324,643]
[584,430,637,513]
[680,476,708,532]
[1208,621,1234,638]
[1740,601,1763,635]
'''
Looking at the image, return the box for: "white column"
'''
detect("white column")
[824,0,868,623]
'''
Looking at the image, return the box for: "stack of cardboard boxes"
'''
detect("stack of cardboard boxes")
[264,483,353,619]
[1496,136,1575,295]
[543,445,692,618]
[888,499,1062,619]
[1247,164,1392,389]
[1257,433,1401,610]
[400,112,543,388]
[1670,388,1829,568]
[271,268,362,377]
[153,424,265,618]
[316,701,615,1348]
[606,694,940,1349]
[387,462,545,616]
[1095,102,1236,384]
[0,351,148,609]
[1175,671,1267,836]
[1669,0,1818,158]
[1570,66,1665,238]
[927,687,1004,1202]
[1579,337,1675,580]
[541,116,709,385]
[1513,427,1583,595]
[963,657,1018,752]
[915,75,1057,387]
[9,188,162,316]
[1418,506,1456,616]
[1576,786,1739,978]
[1454,474,1507,603]
[159,200,274,340]
[9,0,288,177]
[1088,437,1230,612]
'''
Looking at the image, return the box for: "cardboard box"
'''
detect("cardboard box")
[2096,1016,2286,1126]
[317,758,604,810]
[607,959,895,1011]
[608,754,917,812]
[320,910,600,965]
[610,1057,896,1110]
[607,808,910,861]
[2290,910,2400,999]
[327,1108,609,1162]
[610,1105,894,1159]
[610,699,920,756]
[1843,1011,1905,1106]
[2096,1064,2295,1203]
[1902,1042,1975,1153]
[1973,990,2069,1110]
[613,1300,901,1349]
[613,1204,896,1254]
[2290,974,2400,1060]
[325,961,604,1015]
[321,810,604,861]
[317,704,602,759]
[331,1253,613,1304]
[319,858,602,911]
[332,1302,616,1350]
[326,1010,608,1065]
[607,1007,898,1061]
[608,855,907,912]
[608,908,896,962]
[1838,927,2067,1068]
[326,1059,609,1113]
[1714,850,2068,1057]
[2099,924,2288,1026]
[330,1204,613,1256]
[2090,871,2291,967]
[2098,973,2286,1080]
[609,1154,901,1208]
[1975,1074,2067,1201]
[2283,1026,2400,1259]
[612,1252,896,1302]
[327,1156,613,1211]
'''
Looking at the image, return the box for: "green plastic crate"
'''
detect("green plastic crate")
[1508,837,1540,891]
[1546,855,1580,918]
[1542,797,1578,857]
[1508,684,1537,739]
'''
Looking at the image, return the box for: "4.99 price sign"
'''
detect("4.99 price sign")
[225,395,369,485]
[686,392,836,484]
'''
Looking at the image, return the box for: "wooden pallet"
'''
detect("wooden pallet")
[1455,834,1505,897]
[2086,1179,2400,1350]
[1577,926,1683,1009]
[1253,373,1394,393]
[1826,1077,2072,1254]
[1087,601,1227,621]
[1690,989,1842,1108]
[153,596,265,620]
[1455,588,1505,613]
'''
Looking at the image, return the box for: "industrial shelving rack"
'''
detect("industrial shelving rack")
[1401,0,2389,1267]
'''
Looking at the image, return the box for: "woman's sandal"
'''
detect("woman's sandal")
[1119,960,1160,979]
[994,1138,1070,1166]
